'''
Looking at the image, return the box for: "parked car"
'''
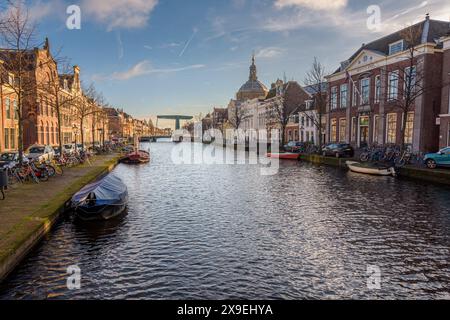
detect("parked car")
[424,147,450,169]
[283,141,304,153]
[62,144,76,155]
[322,143,355,158]
[76,144,87,152]
[26,144,55,162]
[0,152,21,169]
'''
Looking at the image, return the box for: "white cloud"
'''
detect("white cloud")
[81,0,158,30]
[274,0,348,11]
[95,61,206,81]
[256,47,285,59]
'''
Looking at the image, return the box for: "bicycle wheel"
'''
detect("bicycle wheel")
[55,165,64,175]
[38,170,49,182]
[46,165,56,177]
[360,153,369,162]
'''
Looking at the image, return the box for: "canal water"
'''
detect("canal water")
[1,142,450,299]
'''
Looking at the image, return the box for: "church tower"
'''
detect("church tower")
[236,55,268,101]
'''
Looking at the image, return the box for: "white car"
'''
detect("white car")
[26,145,55,162]
[62,144,76,155]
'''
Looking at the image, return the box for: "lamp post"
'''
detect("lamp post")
[72,124,78,151]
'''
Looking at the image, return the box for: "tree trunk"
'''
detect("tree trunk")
[80,118,84,152]
[18,96,24,165]
[56,101,63,156]
[400,110,408,151]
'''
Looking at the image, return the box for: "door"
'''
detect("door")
[360,126,369,148]
[358,116,370,148]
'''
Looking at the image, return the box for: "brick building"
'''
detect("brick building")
[325,17,450,153]
[439,34,450,148]
[0,64,19,152]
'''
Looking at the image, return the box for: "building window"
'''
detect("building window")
[4,129,10,149]
[14,100,19,120]
[331,118,337,142]
[389,40,404,55]
[8,74,14,85]
[331,87,338,110]
[360,78,370,105]
[404,112,414,145]
[448,87,450,114]
[340,84,348,109]
[373,116,379,144]
[339,118,347,142]
[5,98,11,119]
[10,129,16,149]
[388,71,399,100]
[46,123,50,144]
[386,113,397,144]
[40,123,44,144]
[306,100,313,109]
[351,117,357,142]
[352,81,358,106]
[375,75,381,103]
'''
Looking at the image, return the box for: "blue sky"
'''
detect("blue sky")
[18,0,450,124]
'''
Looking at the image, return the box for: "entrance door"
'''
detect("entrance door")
[360,126,369,147]
[359,116,370,148]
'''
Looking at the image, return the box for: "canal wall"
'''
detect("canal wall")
[299,154,450,186]
[0,155,121,283]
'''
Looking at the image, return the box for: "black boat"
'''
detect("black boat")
[71,174,128,221]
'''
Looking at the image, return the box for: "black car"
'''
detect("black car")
[283,141,305,153]
[322,143,354,158]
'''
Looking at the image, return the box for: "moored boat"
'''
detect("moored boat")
[120,150,150,164]
[346,161,396,177]
[267,152,300,160]
[71,174,129,221]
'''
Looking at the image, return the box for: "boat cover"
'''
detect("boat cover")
[72,174,128,206]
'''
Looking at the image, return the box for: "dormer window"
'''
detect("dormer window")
[8,74,14,86]
[389,40,404,55]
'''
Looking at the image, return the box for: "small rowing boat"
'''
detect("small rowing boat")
[267,152,300,160]
[346,161,396,177]
[71,174,129,221]
[120,150,150,164]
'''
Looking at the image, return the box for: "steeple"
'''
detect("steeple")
[44,37,50,52]
[249,53,257,81]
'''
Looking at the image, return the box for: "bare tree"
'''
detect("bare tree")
[40,61,81,155]
[72,84,99,152]
[0,1,39,163]
[266,83,298,146]
[303,57,328,150]
[227,101,248,130]
[385,24,433,151]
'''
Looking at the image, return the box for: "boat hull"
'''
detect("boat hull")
[120,150,150,164]
[267,153,299,160]
[75,199,128,221]
[346,161,396,177]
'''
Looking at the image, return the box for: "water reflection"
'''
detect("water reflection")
[1,142,450,300]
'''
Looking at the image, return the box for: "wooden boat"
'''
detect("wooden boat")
[71,174,128,221]
[346,161,396,177]
[120,150,150,164]
[267,152,300,160]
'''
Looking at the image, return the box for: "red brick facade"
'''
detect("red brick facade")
[325,18,449,153]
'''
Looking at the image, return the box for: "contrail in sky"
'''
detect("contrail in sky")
[179,28,198,57]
